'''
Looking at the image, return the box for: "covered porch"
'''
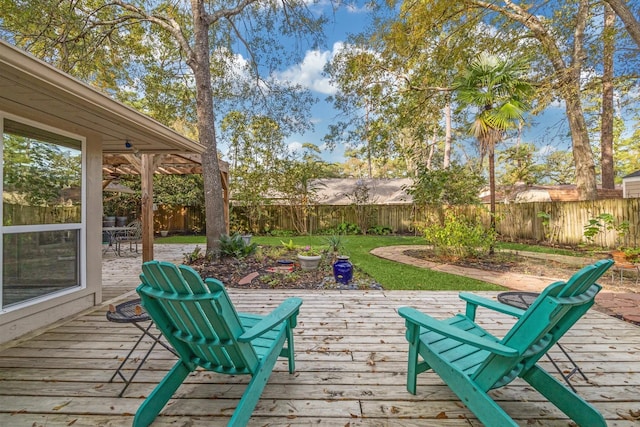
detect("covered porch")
[0,245,638,425]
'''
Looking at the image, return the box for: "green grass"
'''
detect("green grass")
[156,234,504,291]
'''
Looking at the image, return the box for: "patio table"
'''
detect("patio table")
[106,299,176,396]
[102,226,136,256]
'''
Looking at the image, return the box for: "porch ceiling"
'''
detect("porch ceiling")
[0,40,204,154]
[103,153,228,176]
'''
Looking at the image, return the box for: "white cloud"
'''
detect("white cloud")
[276,42,346,95]
[288,140,303,153]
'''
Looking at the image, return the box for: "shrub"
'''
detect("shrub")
[368,225,393,235]
[423,212,496,259]
[218,233,258,259]
[336,222,361,235]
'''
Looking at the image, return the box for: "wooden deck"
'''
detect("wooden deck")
[1,252,639,425]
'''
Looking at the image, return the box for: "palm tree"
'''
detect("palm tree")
[454,53,533,242]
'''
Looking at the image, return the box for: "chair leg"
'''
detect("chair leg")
[285,323,296,374]
[132,361,191,427]
[522,365,606,427]
[228,336,285,427]
[406,341,419,395]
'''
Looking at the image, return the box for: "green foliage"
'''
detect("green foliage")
[497,143,544,186]
[3,127,81,208]
[345,180,378,235]
[583,215,608,244]
[280,239,296,251]
[183,245,203,263]
[408,163,485,206]
[153,175,204,206]
[266,229,295,237]
[297,245,321,256]
[623,247,640,263]
[336,222,361,235]
[218,233,258,259]
[368,225,393,235]
[323,234,347,253]
[272,145,335,235]
[540,151,576,185]
[582,212,629,247]
[536,211,557,244]
[423,212,496,259]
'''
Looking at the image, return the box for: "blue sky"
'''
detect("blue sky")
[274,2,373,163]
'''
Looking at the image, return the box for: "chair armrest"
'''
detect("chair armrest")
[238,297,303,342]
[398,306,518,357]
[459,292,525,318]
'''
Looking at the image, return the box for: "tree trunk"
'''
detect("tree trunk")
[567,0,598,200]
[443,101,452,168]
[488,142,495,255]
[190,1,225,256]
[601,3,616,190]
[604,0,640,48]
[565,88,598,200]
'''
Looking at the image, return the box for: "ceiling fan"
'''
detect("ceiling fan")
[102,166,123,189]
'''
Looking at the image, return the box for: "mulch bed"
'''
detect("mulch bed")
[188,250,380,290]
[186,246,636,292]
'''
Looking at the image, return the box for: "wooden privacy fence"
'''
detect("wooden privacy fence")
[155,198,640,248]
[153,205,205,234]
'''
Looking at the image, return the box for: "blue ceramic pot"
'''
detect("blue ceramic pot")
[333,256,353,284]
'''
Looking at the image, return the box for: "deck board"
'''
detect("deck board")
[1,254,639,425]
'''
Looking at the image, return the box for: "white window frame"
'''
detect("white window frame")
[0,112,87,312]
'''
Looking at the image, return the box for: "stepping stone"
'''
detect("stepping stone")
[238,271,260,285]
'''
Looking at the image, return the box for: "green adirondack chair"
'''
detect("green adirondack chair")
[132,260,303,427]
[398,259,613,427]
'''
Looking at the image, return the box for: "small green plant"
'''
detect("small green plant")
[537,211,551,241]
[298,245,321,256]
[583,213,609,245]
[323,234,346,253]
[280,239,296,251]
[183,245,203,263]
[219,233,258,259]
[583,212,628,248]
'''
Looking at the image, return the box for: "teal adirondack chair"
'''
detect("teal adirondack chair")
[398,259,613,427]
[133,260,303,427]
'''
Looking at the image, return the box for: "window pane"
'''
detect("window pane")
[3,230,80,308]
[3,119,82,226]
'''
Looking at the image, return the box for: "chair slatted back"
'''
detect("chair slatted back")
[138,261,259,375]
[473,259,613,390]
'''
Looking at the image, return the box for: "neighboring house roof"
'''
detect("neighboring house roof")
[0,40,204,154]
[622,170,640,179]
[480,183,623,203]
[233,178,415,205]
[312,178,414,205]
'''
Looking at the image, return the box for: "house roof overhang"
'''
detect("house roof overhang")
[0,40,205,154]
